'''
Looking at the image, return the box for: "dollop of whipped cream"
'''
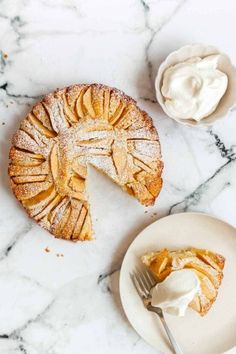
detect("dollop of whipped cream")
[151,269,201,316]
[161,54,228,121]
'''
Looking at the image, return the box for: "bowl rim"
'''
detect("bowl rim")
[155,43,236,126]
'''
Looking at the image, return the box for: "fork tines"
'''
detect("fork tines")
[130,268,157,300]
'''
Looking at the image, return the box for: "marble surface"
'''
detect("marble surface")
[0,0,236,353]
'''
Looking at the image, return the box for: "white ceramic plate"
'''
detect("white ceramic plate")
[120,213,236,354]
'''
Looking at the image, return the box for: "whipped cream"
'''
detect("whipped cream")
[151,269,201,316]
[161,54,228,121]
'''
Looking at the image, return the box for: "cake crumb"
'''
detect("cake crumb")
[3,53,8,59]
[56,253,60,257]
[44,247,50,253]
[144,211,148,214]
[60,254,64,257]
[2,122,5,125]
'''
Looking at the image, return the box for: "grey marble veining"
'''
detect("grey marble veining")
[0,0,236,353]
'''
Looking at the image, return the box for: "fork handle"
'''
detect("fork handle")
[148,306,183,354]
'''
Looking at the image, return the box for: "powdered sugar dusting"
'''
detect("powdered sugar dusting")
[9,83,163,241]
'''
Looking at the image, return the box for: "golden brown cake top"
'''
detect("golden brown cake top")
[142,247,225,316]
[9,84,163,241]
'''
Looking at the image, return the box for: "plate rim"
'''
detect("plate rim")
[119,211,236,354]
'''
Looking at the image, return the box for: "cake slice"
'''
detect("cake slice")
[142,248,225,316]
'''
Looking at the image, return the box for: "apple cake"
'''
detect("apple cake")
[9,84,163,241]
[142,248,225,316]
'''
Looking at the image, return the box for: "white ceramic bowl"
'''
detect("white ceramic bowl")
[155,44,236,126]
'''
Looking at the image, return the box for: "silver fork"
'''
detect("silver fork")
[131,268,183,354]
